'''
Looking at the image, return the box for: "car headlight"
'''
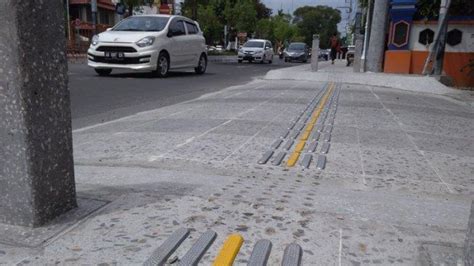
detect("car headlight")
[136,36,155,47]
[91,35,99,46]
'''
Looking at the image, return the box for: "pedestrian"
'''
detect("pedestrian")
[329,33,339,64]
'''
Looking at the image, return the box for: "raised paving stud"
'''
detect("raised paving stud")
[300,154,313,169]
[316,155,327,170]
[283,140,294,151]
[213,234,244,266]
[248,239,272,266]
[307,141,318,152]
[272,152,286,166]
[271,139,283,150]
[179,230,217,266]
[144,228,190,266]
[258,151,274,164]
[281,243,303,266]
[320,142,330,154]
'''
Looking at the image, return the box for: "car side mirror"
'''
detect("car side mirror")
[167,30,173,38]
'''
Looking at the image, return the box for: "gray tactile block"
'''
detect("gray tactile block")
[143,228,190,266]
[281,130,290,139]
[325,125,333,134]
[307,141,318,152]
[323,134,331,142]
[316,155,326,170]
[258,151,274,164]
[178,230,217,266]
[320,142,330,154]
[281,243,302,266]
[316,124,325,133]
[272,152,286,166]
[296,123,306,132]
[289,131,300,140]
[300,154,312,169]
[247,239,272,266]
[310,132,320,141]
[283,140,294,151]
[271,139,283,150]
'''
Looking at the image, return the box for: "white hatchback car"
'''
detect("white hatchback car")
[88,15,207,77]
[238,39,273,64]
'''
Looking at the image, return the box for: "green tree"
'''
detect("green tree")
[293,5,341,49]
[197,2,223,44]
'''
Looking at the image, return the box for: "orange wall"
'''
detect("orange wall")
[411,51,474,87]
[384,51,412,74]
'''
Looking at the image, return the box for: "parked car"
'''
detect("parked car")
[319,49,329,61]
[238,39,274,64]
[87,15,207,77]
[284,42,310,63]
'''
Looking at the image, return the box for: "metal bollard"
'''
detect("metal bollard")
[311,34,320,72]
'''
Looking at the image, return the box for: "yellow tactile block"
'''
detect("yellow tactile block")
[286,152,301,167]
[213,234,244,266]
[294,141,306,152]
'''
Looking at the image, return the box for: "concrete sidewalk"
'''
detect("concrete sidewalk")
[1,63,473,265]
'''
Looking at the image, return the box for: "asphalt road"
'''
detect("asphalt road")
[69,58,297,129]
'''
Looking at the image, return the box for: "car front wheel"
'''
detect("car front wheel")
[195,54,207,74]
[95,68,112,76]
[154,52,169,78]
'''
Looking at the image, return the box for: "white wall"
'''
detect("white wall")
[409,22,474,52]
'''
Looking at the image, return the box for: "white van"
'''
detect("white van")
[87,15,207,77]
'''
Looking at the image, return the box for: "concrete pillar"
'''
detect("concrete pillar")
[366,0,389,72]
[353,34,364,72]
[311,35,320,72]
[0,1,77,227]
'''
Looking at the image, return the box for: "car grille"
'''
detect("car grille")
[96,46,137,53]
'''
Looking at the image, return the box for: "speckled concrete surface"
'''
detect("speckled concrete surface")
[1,76,473,265]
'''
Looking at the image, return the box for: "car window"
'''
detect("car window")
[185,21,198,34]
[288,43,306,50]
[113,16,169,32]
[169,20,186,36]
[265,42,272,49]
[244,41,264,48]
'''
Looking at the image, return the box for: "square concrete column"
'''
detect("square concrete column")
[0,1,77,227]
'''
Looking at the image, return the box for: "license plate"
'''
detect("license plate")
[105,52,124,59]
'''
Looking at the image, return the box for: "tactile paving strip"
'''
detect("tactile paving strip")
[143,228,303,266]
[257,82,341,170]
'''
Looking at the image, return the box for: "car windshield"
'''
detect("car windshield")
[288,43,305,50]
[244,41,264,48]
[113,16,169,32]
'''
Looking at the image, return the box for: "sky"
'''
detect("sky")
[262,0,357,34]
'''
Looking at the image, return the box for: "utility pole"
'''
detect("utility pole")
[361,0,372,72]
[422,0,452,75]
[366,0,389,72]
[91,0,98,35]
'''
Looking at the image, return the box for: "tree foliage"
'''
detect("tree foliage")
[293,6,341,49]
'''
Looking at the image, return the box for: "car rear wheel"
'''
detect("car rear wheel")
[154,52,169,78]
[95,68,112,76]
[195,54,207,74]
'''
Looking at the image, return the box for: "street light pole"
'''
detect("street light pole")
[91,0,98,35]
[361,0,372,72]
